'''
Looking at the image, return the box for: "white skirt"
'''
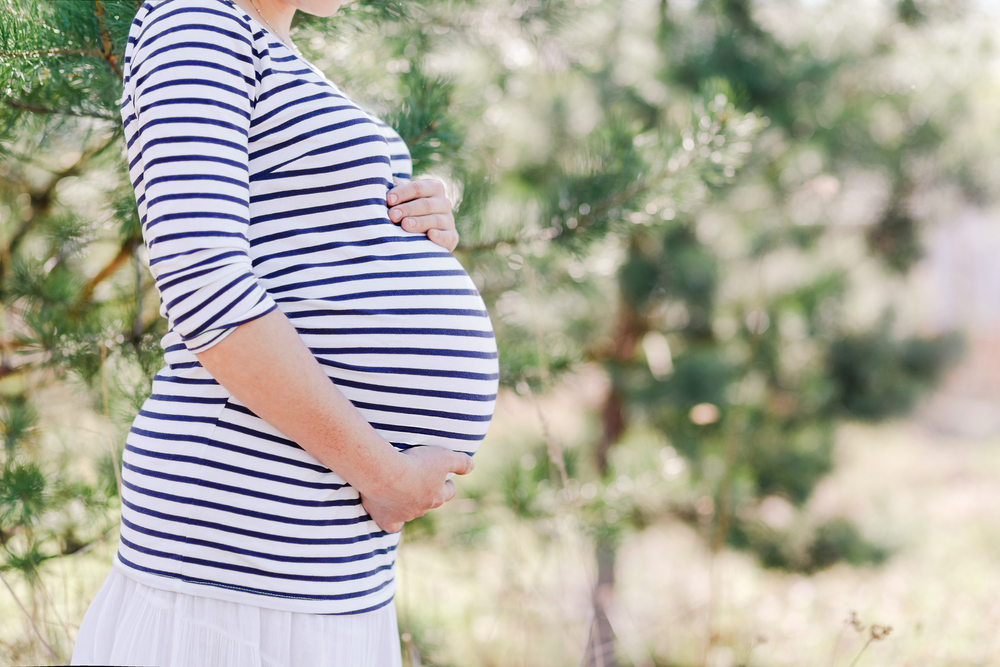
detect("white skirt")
[71,568,402,667]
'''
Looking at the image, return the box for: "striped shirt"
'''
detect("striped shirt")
[117,0,498,614]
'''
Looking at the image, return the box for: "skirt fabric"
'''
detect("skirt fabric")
[71,568,403,667]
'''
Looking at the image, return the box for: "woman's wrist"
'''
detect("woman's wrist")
[350,444,408,500]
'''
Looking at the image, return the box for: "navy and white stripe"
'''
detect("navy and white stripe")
[118,0,498,614]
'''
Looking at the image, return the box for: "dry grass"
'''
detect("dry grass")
[395,413,1000,666]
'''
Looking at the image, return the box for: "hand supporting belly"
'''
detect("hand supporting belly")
[194,307,475,532]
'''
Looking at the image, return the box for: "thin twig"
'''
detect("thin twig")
[847,637,876,667]
[66,523,119,558]
[100,344,123,498]
[457,234,522,252]
[847,625,892,667]
[35,577,71,657]
[77,237,137,306]
[744,635,766,667]
[0,570,59,662]
[2,99,115,121]
[829,625,848,667]
[526,387,568,488]
[521,263,569,488]
[711,253,768,554]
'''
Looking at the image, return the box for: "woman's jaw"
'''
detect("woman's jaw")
[230,0,344,40]
[284,0,345,18]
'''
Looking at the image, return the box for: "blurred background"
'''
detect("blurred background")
[2,0,1000,665]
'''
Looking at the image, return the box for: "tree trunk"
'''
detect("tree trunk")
[585,295,643,667]
[584,539,619,667]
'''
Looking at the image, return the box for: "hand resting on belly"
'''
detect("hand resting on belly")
[387,177,460,252]
[195,307,474,533]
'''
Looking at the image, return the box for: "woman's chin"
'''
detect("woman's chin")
[294,0,344,18]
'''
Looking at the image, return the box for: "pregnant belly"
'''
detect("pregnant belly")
[268,245,499,456]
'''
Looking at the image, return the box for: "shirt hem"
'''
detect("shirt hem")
[112,552,396,616]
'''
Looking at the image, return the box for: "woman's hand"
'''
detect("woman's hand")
[387,178,459,252]
[360,446,475,533]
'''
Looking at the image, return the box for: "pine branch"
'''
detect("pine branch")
[5,216,35,263]
[457,167,663,253]
[0,47,107,59]
[93,0,122,78]
[403,120,438,149]
[61,524,119,558]
[0,360,23,381]
[76,235,139,307]
[2,99,116,121]
[2,133,115,261]
[457,235,522,252]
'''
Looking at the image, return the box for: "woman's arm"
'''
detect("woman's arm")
[195,308,472,533]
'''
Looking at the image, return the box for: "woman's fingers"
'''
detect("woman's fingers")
[398,213,451,233]
[448,452,475,476]
[389,197,451,225]
[387,178,444,206]
[360,495,404,533]
[386,179,457,251]
[427,229,459,252]
[442,479,456,504]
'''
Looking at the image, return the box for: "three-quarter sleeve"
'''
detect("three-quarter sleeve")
[125,1,276,353]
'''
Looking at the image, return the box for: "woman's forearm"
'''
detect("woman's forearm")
[193,309,472,531]
[195,309,404,496]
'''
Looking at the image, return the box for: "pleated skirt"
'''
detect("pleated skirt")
[71,568,403,667]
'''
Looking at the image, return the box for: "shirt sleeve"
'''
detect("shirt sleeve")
[376,120,412,181]
[126,0,276,354]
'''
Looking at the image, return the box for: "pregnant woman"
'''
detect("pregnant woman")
[71,0,498,664]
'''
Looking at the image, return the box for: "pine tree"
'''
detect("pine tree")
[0,0,986,664]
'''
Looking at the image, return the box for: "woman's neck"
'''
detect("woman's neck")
[230,0,296,44]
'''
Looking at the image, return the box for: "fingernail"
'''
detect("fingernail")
[387,193,397,205]
[404,218,415,229]
[390,209,401,221]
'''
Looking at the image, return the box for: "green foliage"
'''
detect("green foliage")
[0,396,36,452]
[0,460,46,528]
[828,329,963,420]
[867,205,923,273]
[747,421,834,505]
[386,71,465,173]
[728,514,888,573]
[0,0,131,122]
[501,458,543,519]
[3,537,49,584]
[808,517,889,570]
